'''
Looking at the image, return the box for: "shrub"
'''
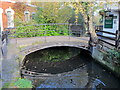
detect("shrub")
[11,24,69,38]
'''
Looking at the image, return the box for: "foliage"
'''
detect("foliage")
[104,49,120,65]
[12,2,26,20]
[13,2,36,21]
[34,2,73,24]
[27,47,81,62]
[13,1,102,38]
[14,78,32,88]
[69,10,84,24]
[12,24,69,38]
[2,78,32,88]
[107,49,120,61]
[2,82,11,88]
[13,2,88,38]
[65,2,102,25]
[64,2,101,42]
[13,2,76,38]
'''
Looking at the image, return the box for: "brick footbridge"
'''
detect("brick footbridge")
[15,36,89,56]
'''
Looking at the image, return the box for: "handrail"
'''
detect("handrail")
[97,34,116,41]
[95,27,119,49]
[96,29,116,35]
[4,23,82,29]
[99,39,115,46]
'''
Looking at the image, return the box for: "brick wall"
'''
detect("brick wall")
[1,1,15,29]
[1,1,36,31]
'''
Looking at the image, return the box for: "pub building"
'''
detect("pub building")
[101,2,120,38]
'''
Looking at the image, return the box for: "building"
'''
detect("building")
[0,0,36,31]
[102,2,120,37]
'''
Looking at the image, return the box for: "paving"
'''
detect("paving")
[1,36,89,88]
[13,36,89,47]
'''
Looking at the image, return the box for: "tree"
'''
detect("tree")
[34,2,73,24]
[64,1,100,45]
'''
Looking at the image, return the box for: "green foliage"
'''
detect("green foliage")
[107,49,120,60]
[34,2,73,24]
[14,78,32,88]
[13,2,85,38]
[105,49,120,64]
[69,10,84,24]
[2,78,32,88]
[2,82,11,88]
[28,47,81,62]
[12,24,69,38]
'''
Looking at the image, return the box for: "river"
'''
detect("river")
[21,46,120,89]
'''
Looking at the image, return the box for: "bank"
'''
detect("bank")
[92,2,120,78]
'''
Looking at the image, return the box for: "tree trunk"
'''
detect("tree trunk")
[88,8,98,47]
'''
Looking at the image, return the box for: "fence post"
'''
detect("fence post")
[45,24,47,42]
[115,30,120,49]
[69,24,72,41]
[5,29,9,45]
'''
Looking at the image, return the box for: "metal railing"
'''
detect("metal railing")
[2,23,85,44]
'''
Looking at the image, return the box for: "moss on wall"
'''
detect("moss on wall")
[92,47,120,77]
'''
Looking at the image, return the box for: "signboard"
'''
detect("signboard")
[104,15,113,28]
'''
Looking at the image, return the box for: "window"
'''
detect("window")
[24,10,30,22]
[31,12,35,20]
[5,7,14,28]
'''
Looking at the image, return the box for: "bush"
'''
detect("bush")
[14,78,32,88]
[12,24,69,38]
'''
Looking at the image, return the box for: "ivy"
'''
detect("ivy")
[104,49,120,64]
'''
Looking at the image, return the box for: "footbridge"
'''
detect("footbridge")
[15,36,89,56]
[1,23,120,87]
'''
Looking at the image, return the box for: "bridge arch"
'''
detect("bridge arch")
[19,42,89,67]
[20,45,91,77]
[20,42,88,55]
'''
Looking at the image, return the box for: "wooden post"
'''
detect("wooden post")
[118,11,120,49]
[115,30,119,49]
[116,11,120,50]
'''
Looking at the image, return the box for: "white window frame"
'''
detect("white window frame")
[5,7,14,28]
[0,8,3,31]
[24,10,30,22]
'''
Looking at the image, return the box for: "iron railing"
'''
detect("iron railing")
[2,23,85,44]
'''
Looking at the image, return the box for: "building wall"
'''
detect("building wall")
[1,1,36,31]
[103,11,119,37]
[103,2,120,37]
[13,2,36,21]
[0,1,15,30]
[0,8,3,31]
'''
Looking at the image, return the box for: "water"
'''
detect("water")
[21,46,120,89]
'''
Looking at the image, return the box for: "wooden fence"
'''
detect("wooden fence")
[95,25,120,50]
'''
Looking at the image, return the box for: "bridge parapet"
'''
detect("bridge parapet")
[15,36,89,54]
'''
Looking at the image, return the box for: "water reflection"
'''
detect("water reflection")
[24,60,120,89]
[37,66,89,88]
[22,47,120,89]
[35,64,107,89]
